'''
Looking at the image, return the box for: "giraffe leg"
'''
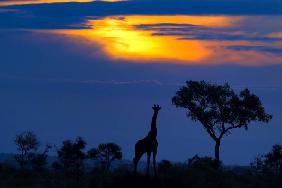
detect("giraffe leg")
[133,158,137,174]
[146,152,151,175]
[153,147,158,176]
[133,153,142,174]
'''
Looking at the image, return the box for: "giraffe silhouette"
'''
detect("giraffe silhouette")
[133,104,161,175]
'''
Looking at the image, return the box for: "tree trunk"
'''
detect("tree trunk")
[214,140,221,167]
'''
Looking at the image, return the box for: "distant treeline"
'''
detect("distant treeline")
[0,131,282,188]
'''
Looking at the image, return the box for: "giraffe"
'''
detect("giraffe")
[133,104,161,175]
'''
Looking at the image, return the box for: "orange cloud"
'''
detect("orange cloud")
[35,15,282,66]
[0,0,121,6]
[269,32,282,38]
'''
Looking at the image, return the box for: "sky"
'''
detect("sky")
[0,0,282,165]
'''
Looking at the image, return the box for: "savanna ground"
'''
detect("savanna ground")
[1,157,282,188]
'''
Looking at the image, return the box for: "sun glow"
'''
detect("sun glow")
[42,15,282,65]
[52,15,243,63]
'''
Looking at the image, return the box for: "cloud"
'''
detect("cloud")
[79,79,163,85]
[0,75,165,86]
[136,23,282,43]
[226,45,282,56]
[1,0,282,30]
[269,32,282,38]
[1,0,282,15]
[0,0,123,6]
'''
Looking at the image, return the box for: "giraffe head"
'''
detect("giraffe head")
[152,104,161,112]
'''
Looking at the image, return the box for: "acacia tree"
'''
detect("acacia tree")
[14,131,39,169]
[55,137,86,181]
[88,143,122,171]
[172,81,272,163]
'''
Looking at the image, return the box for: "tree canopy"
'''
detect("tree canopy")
[172,80,272,162]
[14,131,40,169]
[251,144,282,175]
[55,137,86,180]
[88,142,122,171]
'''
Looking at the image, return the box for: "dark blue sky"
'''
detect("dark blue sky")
[0,0,282,165]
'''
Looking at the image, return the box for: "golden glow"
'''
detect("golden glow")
[39,15,282,65]
[111,15,241,28]
[0,0,121,6]
[58,29,210,62]
[269,32,282,38]
[51,15,243,63]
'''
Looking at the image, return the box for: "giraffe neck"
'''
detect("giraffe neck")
[146,110,159,139]
[150,111,159,131]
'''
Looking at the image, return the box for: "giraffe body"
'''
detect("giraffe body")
[133,104,161,175]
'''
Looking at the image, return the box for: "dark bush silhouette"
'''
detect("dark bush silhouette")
[55,137,86,181]
[172,81,272,164]
[88,142,122,171]
[31,144,52,172]
[158,160,172,170]
[158,160,173,176]
[52,160,62,172]
[0,162,16,176]
[251,144,282,176]
[187,155,220,170]
[14,131,40,169]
